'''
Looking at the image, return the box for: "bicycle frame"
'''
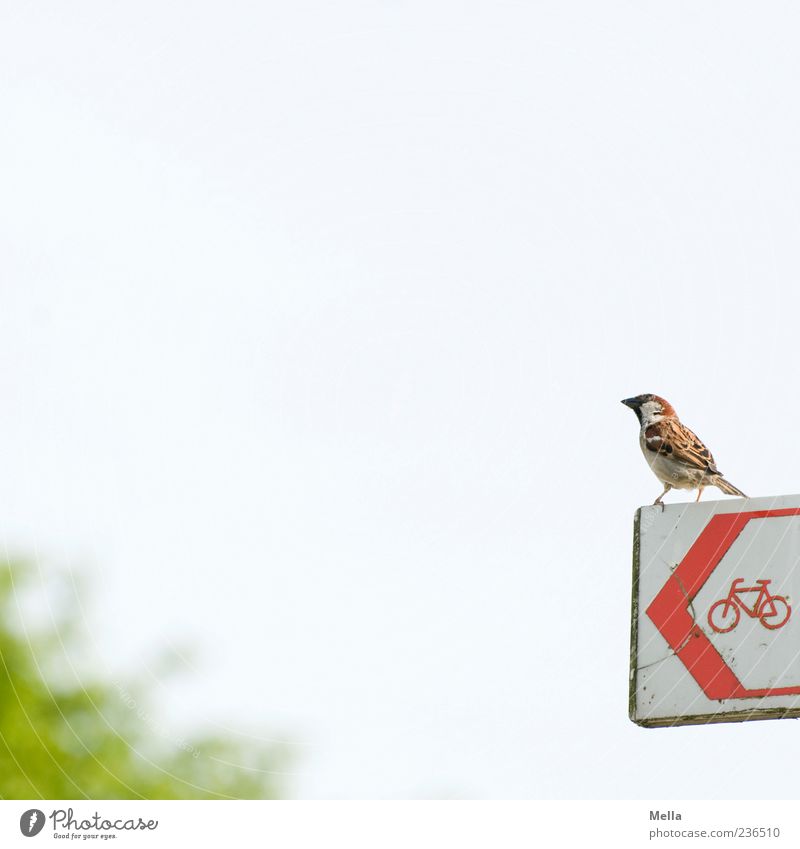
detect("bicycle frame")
[708,577,791,634]
[723,578,776,618]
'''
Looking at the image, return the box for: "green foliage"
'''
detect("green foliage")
[0,563,288,799]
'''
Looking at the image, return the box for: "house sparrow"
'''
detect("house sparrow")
[621,394,747,506]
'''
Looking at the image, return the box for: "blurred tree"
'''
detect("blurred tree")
[0,563,289,799]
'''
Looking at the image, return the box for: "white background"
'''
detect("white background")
[3,1,800,798]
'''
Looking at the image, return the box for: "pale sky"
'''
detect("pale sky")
[3,1,800,798]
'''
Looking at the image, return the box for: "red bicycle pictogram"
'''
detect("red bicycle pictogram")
[707,578,792,634]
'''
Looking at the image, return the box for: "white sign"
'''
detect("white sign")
[631,494,800,727]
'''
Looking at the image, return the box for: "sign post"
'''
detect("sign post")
[630,494,800,727]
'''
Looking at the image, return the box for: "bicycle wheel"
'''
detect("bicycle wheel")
[708,599,740,633]
[760,596,791,630]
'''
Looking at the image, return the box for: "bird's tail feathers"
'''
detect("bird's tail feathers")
[716,477,747,498]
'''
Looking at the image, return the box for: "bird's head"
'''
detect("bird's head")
[621,394,676,426]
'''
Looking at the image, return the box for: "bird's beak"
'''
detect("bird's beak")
[621,397,638,409]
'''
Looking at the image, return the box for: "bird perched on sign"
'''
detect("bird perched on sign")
[621,394,747,507]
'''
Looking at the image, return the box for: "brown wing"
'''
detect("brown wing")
[644,420,720,474]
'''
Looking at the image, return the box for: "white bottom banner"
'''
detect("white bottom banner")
[1,800,796,848]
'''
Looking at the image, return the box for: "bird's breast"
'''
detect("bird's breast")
[638,433,708,489]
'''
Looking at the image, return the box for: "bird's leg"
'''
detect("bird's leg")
[653,484,671,512]
[695,487,705,503]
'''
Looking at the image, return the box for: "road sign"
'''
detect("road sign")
[630,494,800,727]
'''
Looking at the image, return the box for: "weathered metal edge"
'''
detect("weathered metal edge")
[628,508,641,724]
[634,707,800,728]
